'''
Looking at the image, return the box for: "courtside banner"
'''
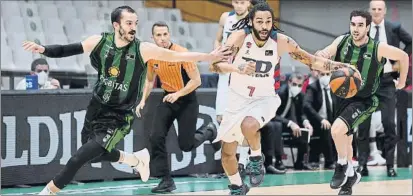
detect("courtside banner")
[1,89,223,186]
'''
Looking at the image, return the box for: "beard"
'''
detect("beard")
[118,26,136,42]
[252,25,270,41]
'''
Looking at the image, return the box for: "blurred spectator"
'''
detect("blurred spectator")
[15,58,60,90]
[357,0,412,178]
[301,69,319,93]
[274,73,314,170]
[303,71,337,170]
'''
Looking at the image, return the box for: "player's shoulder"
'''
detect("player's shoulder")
[219,11,231,22]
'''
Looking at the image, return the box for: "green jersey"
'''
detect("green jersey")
[334,34,385,98]
[89,32,147,110]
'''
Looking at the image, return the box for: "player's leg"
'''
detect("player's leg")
[176,98,218,152]
[90,113,150,181]
[38,139,106,195]
[330,118,351,189]
[338,134,361,195]
[150,101,177,193]
[237,146,249,179]
[241,116,265,187]
[332,97,378,193]
[222,141,250,195]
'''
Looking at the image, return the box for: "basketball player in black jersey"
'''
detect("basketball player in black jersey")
[315,10,408,195]
[22,6,230,195]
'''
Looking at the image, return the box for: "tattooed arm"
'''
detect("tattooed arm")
[277,33,350,72]
[209,30,247,73]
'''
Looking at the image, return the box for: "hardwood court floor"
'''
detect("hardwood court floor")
[2,167,411,195]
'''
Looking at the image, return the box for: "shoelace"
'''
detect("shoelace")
[247,159,262,174]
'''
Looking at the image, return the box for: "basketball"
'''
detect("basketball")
[329,66,362,98]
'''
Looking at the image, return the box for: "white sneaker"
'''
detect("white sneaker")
[132,148,150,182]
[367,152,386,166]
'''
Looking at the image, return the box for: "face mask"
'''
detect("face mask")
[319,75,331,87]
[37,71,48,86]
[289,86,301,97]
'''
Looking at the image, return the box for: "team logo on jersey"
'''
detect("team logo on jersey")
[126,53,135,60]
[108,66,120,77]
[363,53,372,59]
[265,50,273,56]
[246,42,252,48]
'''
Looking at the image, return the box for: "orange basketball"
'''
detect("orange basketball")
[329,66,362,98]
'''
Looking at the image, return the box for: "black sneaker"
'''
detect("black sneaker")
[151,177,177,193]
[274,160,287,173]
[338,169,361,195]
[238,163,247,180]
[330,163,348,189]
[206,122,221,151]
[228,184,250,195]
[246,155,265,187]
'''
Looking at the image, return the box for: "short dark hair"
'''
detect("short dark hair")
[350,10,372,27]
[289,72,304,82]
[151,21,169,35]
[231,2,282,32]
[31,58,48,71]
[111,6,136,24]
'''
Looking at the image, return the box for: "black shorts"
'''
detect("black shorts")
[81,98,135,152]
[334,95,379,135]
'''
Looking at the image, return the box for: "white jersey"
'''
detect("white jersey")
[222,11,239,44]
[229,31,280,98]
[216,11,241,115]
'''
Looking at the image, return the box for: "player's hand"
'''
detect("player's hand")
[209,45,232,62]
[321,119,331,130]
[135,101,145,118]
[22,41,45,54]
[216,115,223,125]
[303,120,313,136]
[163,92,181,103]
[238,61,256,75]
[315,50,331,58]
[290,122,301,137]
[393,79,406,90]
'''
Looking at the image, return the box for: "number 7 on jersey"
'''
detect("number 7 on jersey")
[247,86,255,97]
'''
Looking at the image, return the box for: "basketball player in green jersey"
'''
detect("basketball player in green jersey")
[315,10,408,195]
[22,6,230,195]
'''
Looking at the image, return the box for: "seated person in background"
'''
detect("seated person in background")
[273,73,314,170]
[15,58,60,90]
[303,70,337,170]
[260,118,286,174]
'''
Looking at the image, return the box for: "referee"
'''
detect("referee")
[136,21,220,193]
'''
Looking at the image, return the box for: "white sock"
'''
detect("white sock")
[337,158,347,165]
[238,146,249,166]
[228,172,243,186]
[250,148,261,157]
[119,150,139,167]
[346,161,354,176]
[39,185,54,195]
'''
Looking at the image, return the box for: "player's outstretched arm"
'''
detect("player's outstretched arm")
[314,35,345,59]
[140,42,230,64]
[22,35,102,58]
[378,42,410,89]
[277,33,350,72]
